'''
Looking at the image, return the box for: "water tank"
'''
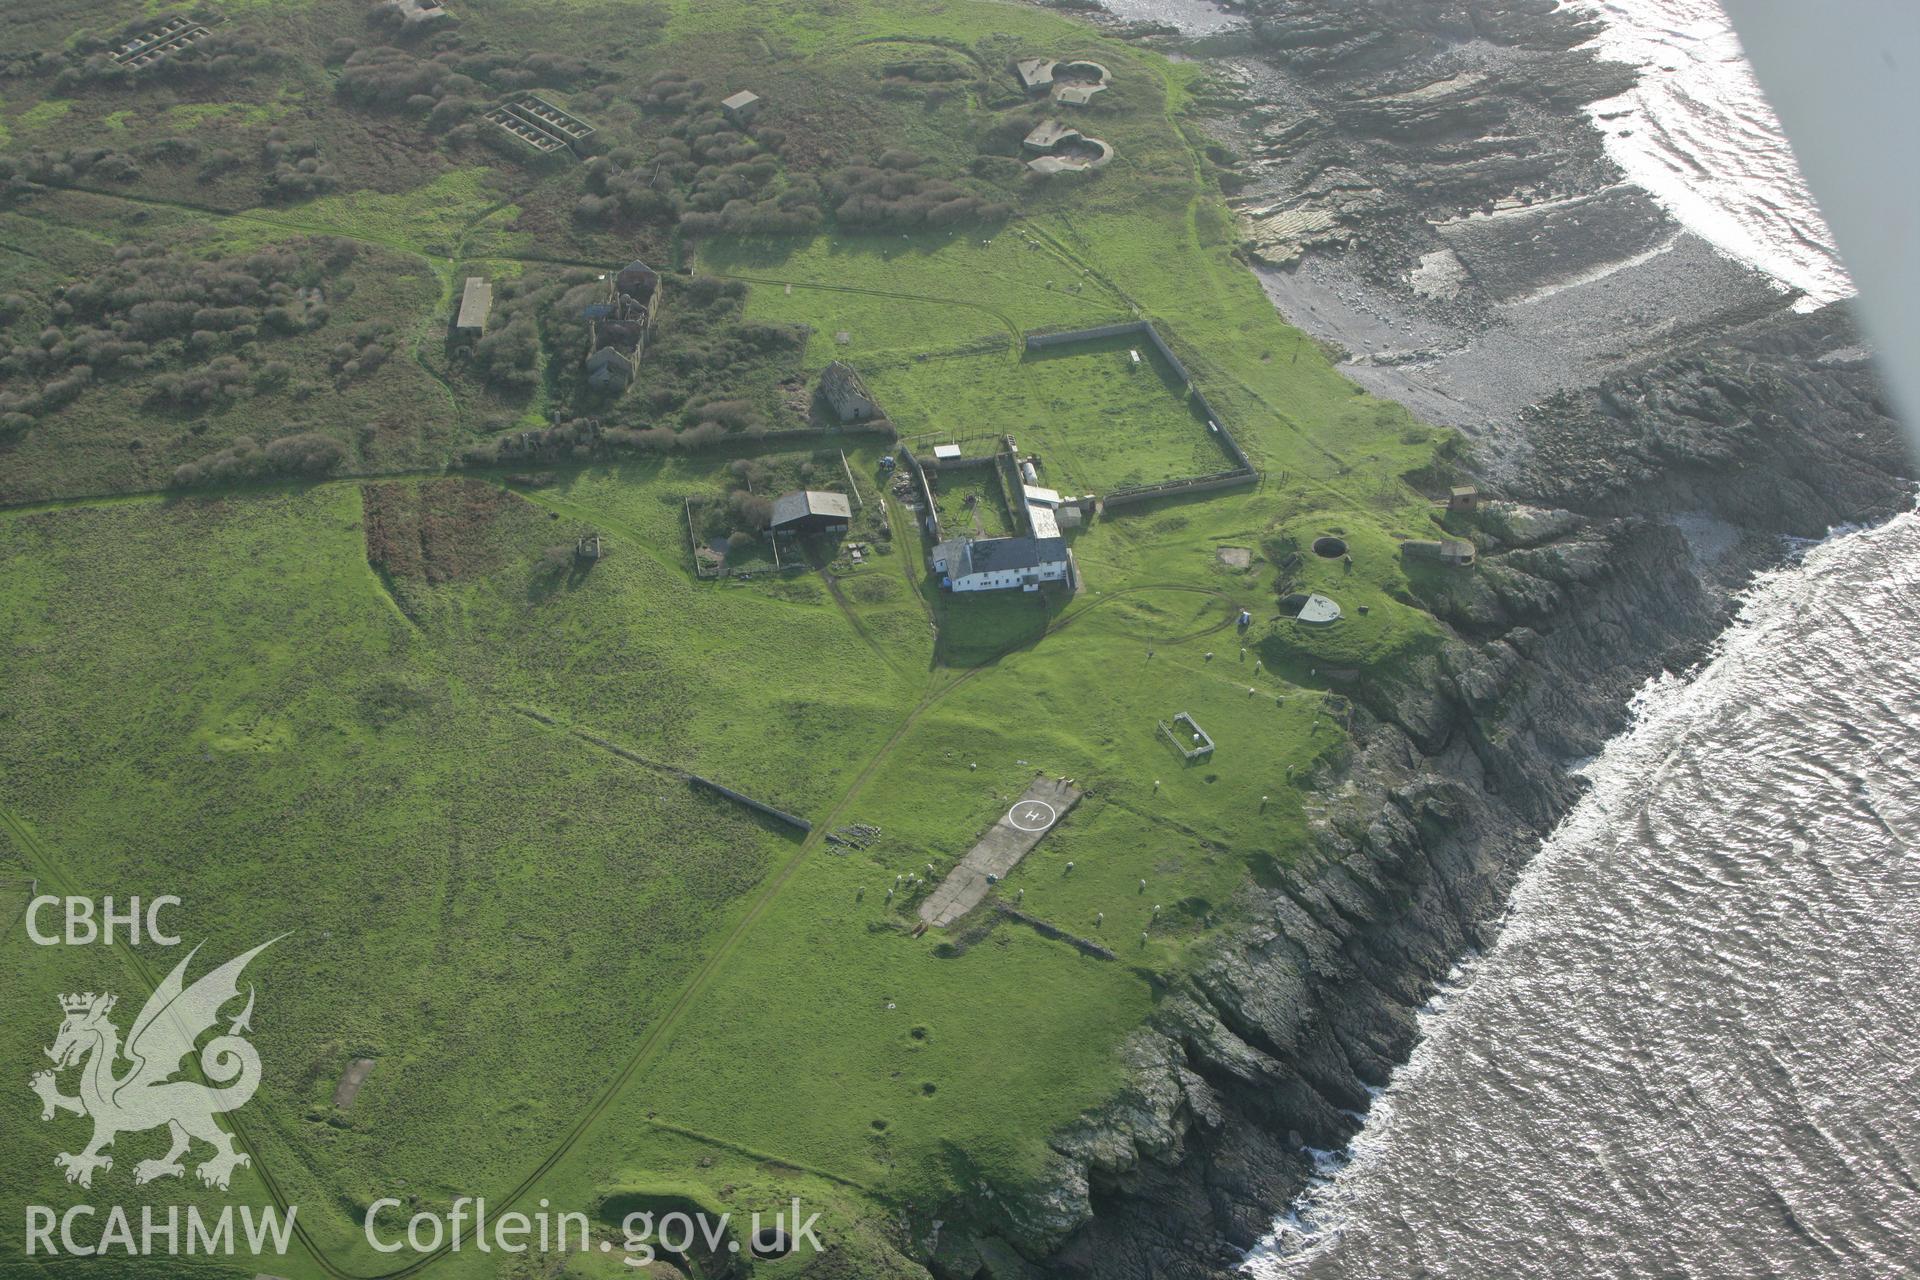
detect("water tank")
[1022,461,1039,484]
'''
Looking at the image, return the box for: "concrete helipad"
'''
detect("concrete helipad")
[919,775,1082,927]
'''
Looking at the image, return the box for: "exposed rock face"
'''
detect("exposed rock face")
[939,301,1905,1280]
[1511,303,1909,535]
[1213,0,1639,302]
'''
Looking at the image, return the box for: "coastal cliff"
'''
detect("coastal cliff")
[910,302,1904,1280]
[921,2,1911,1276]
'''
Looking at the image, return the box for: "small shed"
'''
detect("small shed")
[1448,485,1481,512]
[1022,484,1062,508]
[721,90,762,120]
[455,277,493,336]
[769,490,853,536]
[931,444,962,462]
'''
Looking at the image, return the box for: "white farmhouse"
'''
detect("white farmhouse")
[931,535,1069,593]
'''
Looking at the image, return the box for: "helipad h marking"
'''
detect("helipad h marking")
[1008,800,1057,833]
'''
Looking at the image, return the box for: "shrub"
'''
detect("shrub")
[170,430,347,488]
[727,490,773,528]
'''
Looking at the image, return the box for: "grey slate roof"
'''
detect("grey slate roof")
[769,489,852,527]
[456,277,492,331]
[931,538,970,574]
[958,536,1066,574]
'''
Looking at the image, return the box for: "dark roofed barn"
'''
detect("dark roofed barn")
[769,490,853,536]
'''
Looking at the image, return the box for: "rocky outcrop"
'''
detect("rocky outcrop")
[1512,303,1910,535]
[915,291,1905,1278]
[1202,0,1647,315]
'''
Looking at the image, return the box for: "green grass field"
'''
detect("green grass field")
[870,336,1238,495]
[0,0,1474,1275]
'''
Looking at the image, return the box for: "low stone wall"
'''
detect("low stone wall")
[896,443,943,543]
[1021,320,1258,499]
[1023,320,1148,352]
[1101,468,1259,510]
[741,423,896,449]
[929,452,998,472]
[687,774,811,833]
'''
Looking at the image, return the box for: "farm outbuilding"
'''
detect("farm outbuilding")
[820,361,880,423]
[721,90,762,120]
[769,490,853,536]
[455,276,492,336]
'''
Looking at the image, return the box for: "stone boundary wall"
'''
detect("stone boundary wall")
[994,904,1117,960]
[896,443,943,543]
[928,453,998,472]
[1024,319,1196,387]
[1103,467,1259,510]
[569,724,809,831]
[1023,320,1149,352]
[686,774,811,833]
[741,424,896,449]
[1020,320,1258,505]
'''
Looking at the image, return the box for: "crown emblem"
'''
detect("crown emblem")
[59,992,112,1014]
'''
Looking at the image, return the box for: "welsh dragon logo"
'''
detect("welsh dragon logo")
[29,939,278,1191]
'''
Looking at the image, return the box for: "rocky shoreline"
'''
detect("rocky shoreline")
[923,2,1911,1277]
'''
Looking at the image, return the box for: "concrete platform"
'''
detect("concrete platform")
[919,776,1082,927]
[1296,593,1342,625]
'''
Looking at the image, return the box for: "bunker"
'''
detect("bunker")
[1313,536,1347,558]
[1283,593,1343,626]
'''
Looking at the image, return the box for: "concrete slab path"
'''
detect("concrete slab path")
[920,775,1082,927]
